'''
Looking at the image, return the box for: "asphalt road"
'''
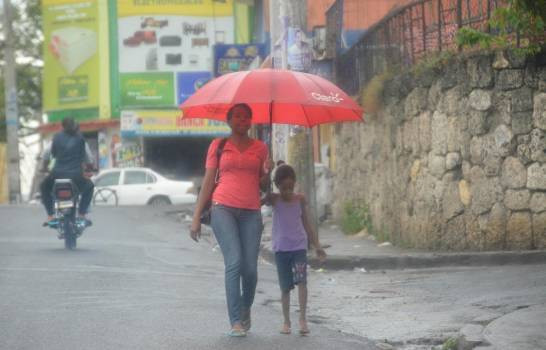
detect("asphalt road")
[0,205,378,350]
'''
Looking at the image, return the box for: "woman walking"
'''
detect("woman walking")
[190,103,271,337]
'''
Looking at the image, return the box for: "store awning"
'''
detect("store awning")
[39,119,120,134]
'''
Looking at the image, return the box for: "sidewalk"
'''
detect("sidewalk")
[173,208,546,349]
[260,217,546,350]
[260,216,546,271]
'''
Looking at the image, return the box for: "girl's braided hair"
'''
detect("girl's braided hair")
[273,164,296,187]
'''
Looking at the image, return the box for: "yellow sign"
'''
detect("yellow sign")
[117,0,234,17]
[42,0,100,113]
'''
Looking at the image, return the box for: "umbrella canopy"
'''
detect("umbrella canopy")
[180,68,363,127]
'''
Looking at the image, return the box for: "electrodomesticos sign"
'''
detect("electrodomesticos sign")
[117,0,234,108]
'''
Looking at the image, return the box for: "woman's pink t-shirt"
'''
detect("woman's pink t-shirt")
[206,138,268,210]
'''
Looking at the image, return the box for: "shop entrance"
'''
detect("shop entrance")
[143,137,213,181]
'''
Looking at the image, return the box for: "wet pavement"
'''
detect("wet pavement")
[0,205,378,350]
[3,204,545,349]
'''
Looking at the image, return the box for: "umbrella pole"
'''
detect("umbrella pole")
[268,100,273,193]
[268,100,273,158]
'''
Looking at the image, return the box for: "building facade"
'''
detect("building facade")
[40,0,267,181]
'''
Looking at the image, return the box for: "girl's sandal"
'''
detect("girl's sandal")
[280,324,291,335]
[299,321,310,336]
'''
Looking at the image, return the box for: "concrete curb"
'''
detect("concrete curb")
[169,209,546,271]
[260,247,546,271]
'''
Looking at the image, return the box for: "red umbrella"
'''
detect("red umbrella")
[180,68,363,127]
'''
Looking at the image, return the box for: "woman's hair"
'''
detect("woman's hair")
[61,117,78,135]
[274,164,296,186]
[226,103,252,121]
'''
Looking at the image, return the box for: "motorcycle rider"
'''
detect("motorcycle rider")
[40,117,95,226]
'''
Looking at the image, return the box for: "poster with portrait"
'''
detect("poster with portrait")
[286,27,313,73]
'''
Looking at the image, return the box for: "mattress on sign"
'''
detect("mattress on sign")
[50,27,97,74]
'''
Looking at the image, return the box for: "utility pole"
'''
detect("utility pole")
[269,0,318,232]
[2,0,21,203]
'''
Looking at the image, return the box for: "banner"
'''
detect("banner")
[213,43,267,76]
[121,110,230,137]
[117,0,233,17]
[120,73,175,107]
[176,71,212,104]
[117,0,234,108]
[43,0,100,112]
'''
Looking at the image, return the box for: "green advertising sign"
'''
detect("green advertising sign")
[120,73,175,107]
[42,0,100,116]
[58,76,89,104]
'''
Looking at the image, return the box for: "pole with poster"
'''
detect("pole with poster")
[268,0,318,233]
[2,0,22,203]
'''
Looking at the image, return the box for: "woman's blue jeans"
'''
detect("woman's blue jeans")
[211,204,263,326]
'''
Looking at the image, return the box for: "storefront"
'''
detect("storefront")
[120,110,230,179]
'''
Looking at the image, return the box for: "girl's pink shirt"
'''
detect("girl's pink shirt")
[206,138,268,210]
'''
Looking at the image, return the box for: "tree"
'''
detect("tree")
[1,0,43,142]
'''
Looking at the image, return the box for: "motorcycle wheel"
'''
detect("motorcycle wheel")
[63,218,77,250]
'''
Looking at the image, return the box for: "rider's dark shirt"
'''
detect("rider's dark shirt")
[51,131,86,176]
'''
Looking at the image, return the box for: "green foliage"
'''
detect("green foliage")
[374,226,392,244]
[412,50,455,75]
[341,200,373,235]
[512,0,546,23]
[456,27,498,49]
[361,72,392,115]
[442,337,458,350]
[456,0,545,56]
[0,0,43,140]
[341,201,397,244]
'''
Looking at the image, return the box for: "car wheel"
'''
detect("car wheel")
[149,196,171,207]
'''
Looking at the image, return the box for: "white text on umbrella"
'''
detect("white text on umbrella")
[311,92,344,103]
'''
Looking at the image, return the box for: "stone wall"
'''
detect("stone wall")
[333,50,546,250]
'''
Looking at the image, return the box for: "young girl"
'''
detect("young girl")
[266,164,326,336]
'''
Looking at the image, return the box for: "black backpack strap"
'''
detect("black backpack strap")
[214,138,228,183]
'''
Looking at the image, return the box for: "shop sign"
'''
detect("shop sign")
[42,0,100,112]
[120,73,175,107]
[115,142,143,168]
[117,1,233,17]
[117,0,234,108]
[177,72,212,104]
[121,110,230,137]
[213,44,267,76]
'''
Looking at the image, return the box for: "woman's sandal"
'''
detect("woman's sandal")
[280,324,291,335]
[228,328,247,337]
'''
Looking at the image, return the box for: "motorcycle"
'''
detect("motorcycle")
[43,179,90,249]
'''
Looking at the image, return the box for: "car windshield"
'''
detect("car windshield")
[95,172,120,187]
